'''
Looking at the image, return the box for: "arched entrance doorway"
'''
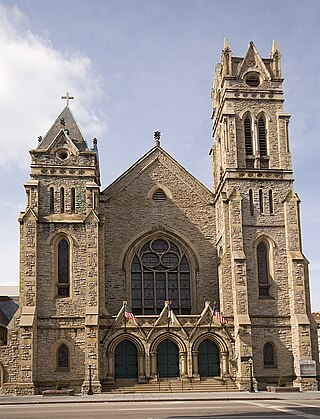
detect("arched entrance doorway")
[157,339,179,377]
[115,340,138,379]
[198,339,220,377]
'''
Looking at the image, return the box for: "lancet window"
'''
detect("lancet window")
[257,242,271,297]
[57,239,70,297]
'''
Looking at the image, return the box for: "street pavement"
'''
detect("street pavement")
[0,390,319,405]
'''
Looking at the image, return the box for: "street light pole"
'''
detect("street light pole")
[88,364,93,395]
[248,358,254,393]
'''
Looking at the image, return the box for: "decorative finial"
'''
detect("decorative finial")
[272,39,278,53]
[223,37,229,50]
[61,92,74,106]
[93,138,98,146]
[38,136,42,143]
[154,131,161,147]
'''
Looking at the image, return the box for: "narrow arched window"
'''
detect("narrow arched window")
[60,188,65,213]
[71,188,76,212]
[257,242,270,296]
[263,342,275,367]
[259,189,264,214]
[57,239,70,297]
[249,189,254,216]
[50,187,54,213]
[258,117,267,156]
[244,117,253,155]
[57,344,69,369]
[269,189,273,214]
[131,238,191,315]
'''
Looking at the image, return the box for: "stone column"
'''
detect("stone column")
[106,351,114,384]
[192,351,199,380]
[150,351,157,381]
[138,352,146,383]
[221,351,229,375]
[180,351,187,377]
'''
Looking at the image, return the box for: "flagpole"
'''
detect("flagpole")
[124,302,127,332]
[210,300,217,331]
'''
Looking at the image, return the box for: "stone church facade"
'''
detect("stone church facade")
[0,41,318,394]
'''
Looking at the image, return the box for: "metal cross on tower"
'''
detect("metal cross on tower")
[61,92,74,106]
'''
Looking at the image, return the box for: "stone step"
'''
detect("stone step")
[103,378,238,393]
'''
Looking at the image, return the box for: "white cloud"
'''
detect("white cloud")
[0,4,106,167]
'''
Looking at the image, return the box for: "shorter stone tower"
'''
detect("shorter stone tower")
[16,106,102,393]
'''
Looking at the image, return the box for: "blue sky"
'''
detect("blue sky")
[0,0,319,310]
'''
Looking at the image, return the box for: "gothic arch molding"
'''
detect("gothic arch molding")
[192,331,230,353]
[47,230,79,247]
[147,184,173,200]
[50,338,75,372]
[107,333,145,355]
[119,227,201,271]
[149,332,187,354]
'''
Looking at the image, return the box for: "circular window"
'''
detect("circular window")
[141,252,159,269]
[244,72,260,87]
[151,239,169,253]
[56,149,69,160]
[161,252,179,269]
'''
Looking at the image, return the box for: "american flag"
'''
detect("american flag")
[212,309,227,325]
[124,305,139,325]
[167,303,174,325]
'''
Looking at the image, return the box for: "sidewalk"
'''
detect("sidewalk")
[0,390,319,405]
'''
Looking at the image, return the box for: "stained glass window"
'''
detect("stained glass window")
[57,239,70,297]
[263,342,275,366]
[131,239,191,314]
[257,242,270,296]
[57,344,69,369]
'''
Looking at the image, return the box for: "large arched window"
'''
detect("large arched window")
[57,344,69,369]
[263,342,276,367]
[244,116,253,155]
[57,239,70,297]
[258,116,267,156]
[131,238,191,314]
[257,242,270,297]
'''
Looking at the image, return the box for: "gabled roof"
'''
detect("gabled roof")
[237,41,271,81]
[0,297,19,326]
[37,106,89,152]
[102,146,213,204]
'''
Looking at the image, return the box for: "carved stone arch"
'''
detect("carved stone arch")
[119,227,201,271]
[192,331,229,354]
[107,332,145,355]
[242,68,267,83]
[106,333,146,383]
[50,338,75,372]
[149,331,187,353]
[147,184,173,200]
[253,234,277,252]
[239,108,255,121]
[256,110,272,123]
[47,230,79,247]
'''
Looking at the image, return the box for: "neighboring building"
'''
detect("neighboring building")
[0,297,19,346]
[0,40,318,395]
[312,312,320,361]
